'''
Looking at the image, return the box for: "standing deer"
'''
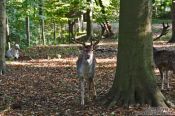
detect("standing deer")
[153,22,173,90]
[76,39,99,106]
[153,48,175,90]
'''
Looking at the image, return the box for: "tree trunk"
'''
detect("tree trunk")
[26,16,30,46]
[86,0,93,41]
[103,0,171,107]
[0,0,6,75]
[6,17,10,50]
[53,21,56,44]
[168,0,175,43]
[80,14,84,32]
[39,0,45,45]
[6,17,9,42]
[77,17,81,33]
[68,19,75,40]
[41,18,45,45]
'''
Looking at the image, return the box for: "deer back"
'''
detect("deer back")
[153,48,175,71]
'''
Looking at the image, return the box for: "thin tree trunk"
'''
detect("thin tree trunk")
[98,0,113,37]
[86,0,93,41]
[80,14,84,32]
[53,21,56,44]
[77,18,81,33]
[60,23,63,40]
[102,0,171,107]
[41,18,45,45]
[6,17,9,42]
[0,0,6,75]
[168,0,175,43]
[39,0,45,45]
[26,16,30,46]
[68,19,75,39]
[77,15,84,33]
[6,17,10,49]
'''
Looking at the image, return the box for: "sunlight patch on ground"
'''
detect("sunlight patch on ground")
[154,41,175,48]
[96,58,116,63]
[6,58,117,68]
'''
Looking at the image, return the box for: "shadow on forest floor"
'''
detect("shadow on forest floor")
[0,40,175,115]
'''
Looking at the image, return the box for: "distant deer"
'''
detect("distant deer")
[153,48,175,90]
[153,22,173,90]
[76,39,99,106]
[5,43,20,60]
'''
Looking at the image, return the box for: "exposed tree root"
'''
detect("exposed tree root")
[99,86,175,109]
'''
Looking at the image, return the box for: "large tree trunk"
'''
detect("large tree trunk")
[168,0,175,43]
[26,16,30,46]
[0,0,6,75]
[103,0,170,107]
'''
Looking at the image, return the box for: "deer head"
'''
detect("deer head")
[78,40,99,63]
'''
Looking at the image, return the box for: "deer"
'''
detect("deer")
[153,48,175,90]
[152,22,174,90]
[5,43,20,60]
[76,39,99,106]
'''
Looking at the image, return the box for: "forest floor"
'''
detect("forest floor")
[1,39,175,115]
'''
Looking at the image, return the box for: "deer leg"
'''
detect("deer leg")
[91,78,97,99]
[88,78,92,100]
[159,68,164,90]
[89,76,96,100]
[80,77,85,106]
[86,77,91,100]
[166,70,170,89]
[161,70,165,90]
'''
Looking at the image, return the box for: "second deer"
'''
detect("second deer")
[153,47,175,90]
[153,22,174,90]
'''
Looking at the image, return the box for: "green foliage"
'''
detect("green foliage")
[6,0,173,48]
[152,0,171,19]
[94,0,120,23]
[6,0,120,48]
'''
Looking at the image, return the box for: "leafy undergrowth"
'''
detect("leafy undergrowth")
[0,40,175,115]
